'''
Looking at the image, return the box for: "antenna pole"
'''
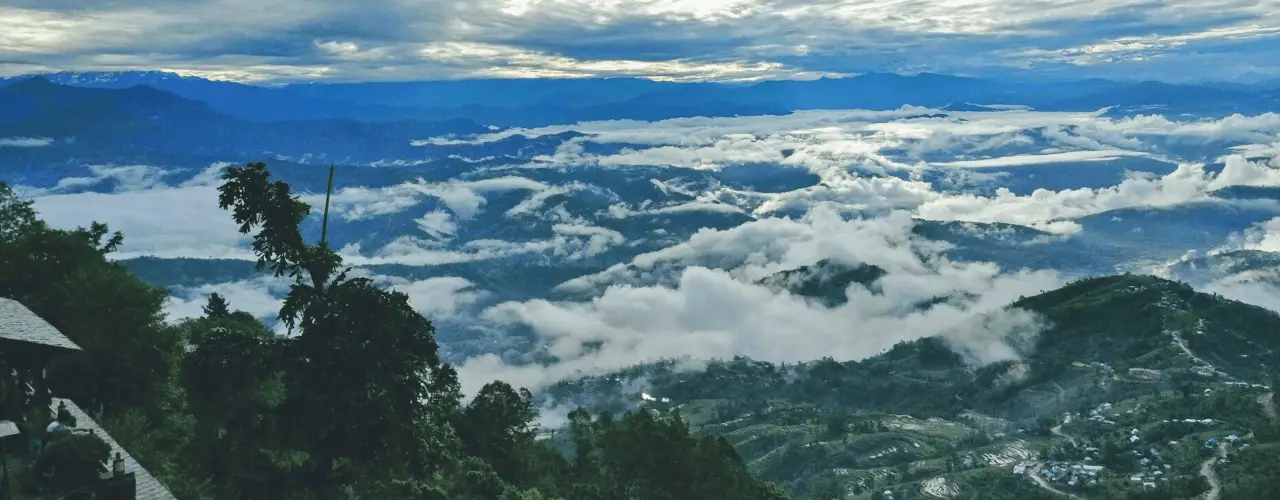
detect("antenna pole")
[320,164,335,246]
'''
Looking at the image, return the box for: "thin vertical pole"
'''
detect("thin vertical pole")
[320,164,335,246]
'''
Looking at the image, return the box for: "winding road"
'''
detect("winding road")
[1028,464,1077,498]
[1198,444,1228,500]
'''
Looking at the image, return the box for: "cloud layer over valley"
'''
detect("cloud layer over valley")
[10,106,1280,398]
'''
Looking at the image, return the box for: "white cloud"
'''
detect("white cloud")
[375,275,488,319]
[416,210,459,239]
[307,175,551,221]
[32,184,252,260]
[455,205,1063,396]
[17,164,171,197]
[0,137,53,147]
[163,276,291,323]
[18,110,1280,270]
[7,0,1279,81]
[1011,24,1280,66]
[473,109,1280,233]
[1210,216,1280,255]
[338,217,628,266]
[929,149,1153,168]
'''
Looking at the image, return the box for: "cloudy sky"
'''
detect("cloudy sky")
[2,0,1279,83]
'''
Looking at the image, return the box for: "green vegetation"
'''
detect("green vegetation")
[1219,443,1280,497]
[0,166,785,500]
[548,274,1280,499]
[34,432,113,493]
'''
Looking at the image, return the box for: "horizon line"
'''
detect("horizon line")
[3,69,1273,89]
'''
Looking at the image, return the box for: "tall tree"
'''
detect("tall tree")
[457,381,539,482]
[215,163,444,491]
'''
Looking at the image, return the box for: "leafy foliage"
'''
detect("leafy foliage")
[35,432,113,492]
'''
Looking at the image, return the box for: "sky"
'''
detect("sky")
[2,0,1280,83]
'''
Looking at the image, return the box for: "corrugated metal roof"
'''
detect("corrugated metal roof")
[0,298,81,351]
[52,398,177,500]
[0,420,17,438]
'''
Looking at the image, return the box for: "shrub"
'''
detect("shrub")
[34,431,112,492]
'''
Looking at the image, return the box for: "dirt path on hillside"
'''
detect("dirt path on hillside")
[1050,381,1067,398]
[894,373,931,384]
[1050,414,1078,446]
[1170,331,1210,368]
[1199,444,1228,500]
[1259,392,1276,422]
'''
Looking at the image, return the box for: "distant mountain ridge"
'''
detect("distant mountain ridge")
[4,71,1278,126]
[0,77,491,164]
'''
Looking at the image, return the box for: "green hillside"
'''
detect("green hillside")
[548,272,1280,499]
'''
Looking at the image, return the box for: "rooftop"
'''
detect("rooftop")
[52,398,177,500]
[0,298,81,351]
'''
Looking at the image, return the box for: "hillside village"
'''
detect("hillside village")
[548,275,1280,499]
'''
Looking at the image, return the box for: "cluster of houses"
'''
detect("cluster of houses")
[0,297,175,500]
[1019,460,1105,488]
[1071,360,1115,389]
[1124,428,1173,489]
[1044,396,1256,494]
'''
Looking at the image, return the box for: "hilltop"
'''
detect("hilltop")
[755,259,887,307]
[544,273,1280,498]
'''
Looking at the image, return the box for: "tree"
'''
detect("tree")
[0,182,178,412]
[202,293,231,318]
[215,163,446,491]
[824,409,851,437]
[179,309,288,497]
[457,382,539,482]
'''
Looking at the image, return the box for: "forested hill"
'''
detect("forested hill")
[0,170,788,500]
[546,268,1280,499]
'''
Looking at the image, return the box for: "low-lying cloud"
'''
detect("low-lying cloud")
[14,107,1280,403]
[0,137,54,147]
[454,207,1064,396]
